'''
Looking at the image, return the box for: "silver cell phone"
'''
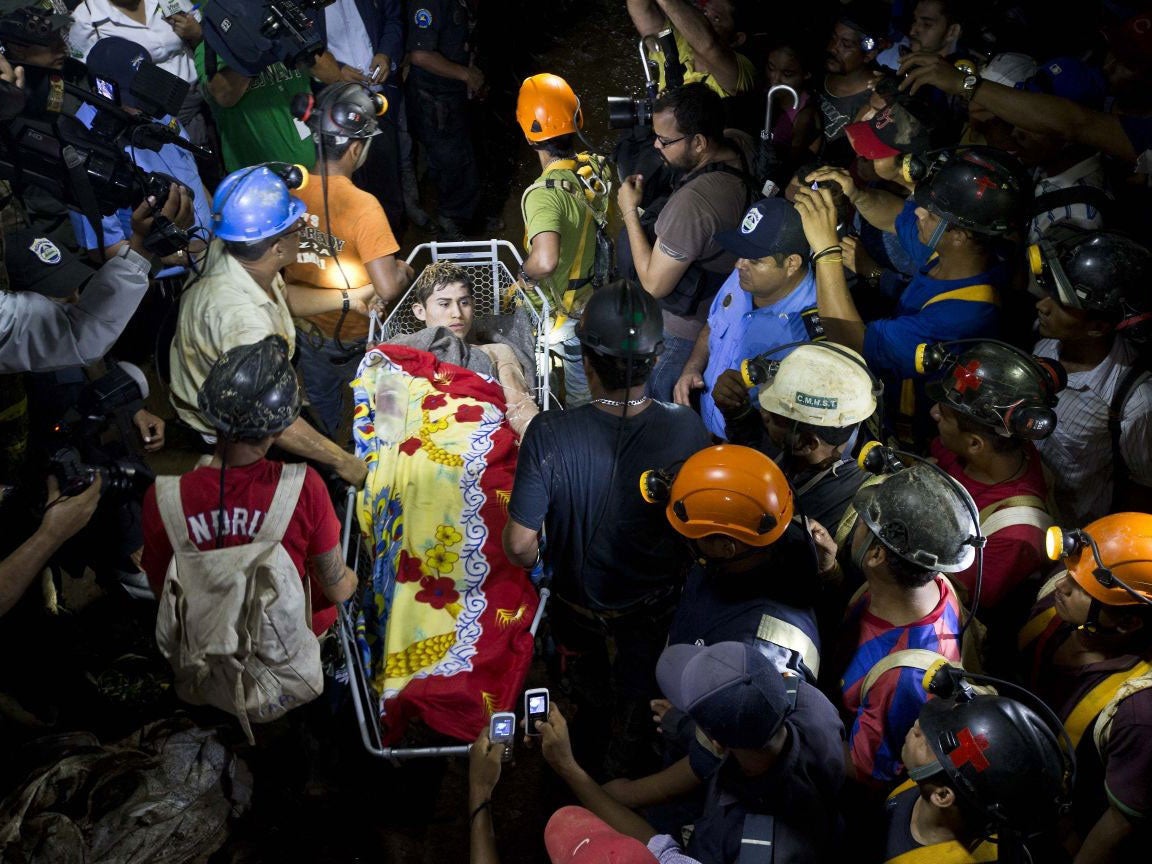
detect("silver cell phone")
[489,711,516,760]
[523,688,549,736]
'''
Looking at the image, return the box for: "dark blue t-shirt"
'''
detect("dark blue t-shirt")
[508,401,710,610]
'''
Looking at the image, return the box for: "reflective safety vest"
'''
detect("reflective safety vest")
[1018,573,1152,754]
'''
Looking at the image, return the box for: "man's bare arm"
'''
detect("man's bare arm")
[309,546,357,603]
[656,0,740,93]
[626,0,664,36]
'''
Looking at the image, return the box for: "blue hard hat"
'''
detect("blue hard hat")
[211,165,307,243]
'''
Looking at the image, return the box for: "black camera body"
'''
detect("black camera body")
[46,361,155,501]
[607,29,684,130]
[203,0,334,78]
[0,68,199,253]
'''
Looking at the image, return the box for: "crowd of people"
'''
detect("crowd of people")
[2,0,1152,862]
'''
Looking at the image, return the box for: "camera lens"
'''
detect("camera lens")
[607,96,638,130]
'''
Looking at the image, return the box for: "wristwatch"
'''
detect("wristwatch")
[961,73,982,102]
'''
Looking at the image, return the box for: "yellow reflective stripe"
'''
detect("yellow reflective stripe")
[920,284,998,309]
[1066,660,1152,749]
[885,840,998,863]
[1017,607,1057,652]
[887,778,917,801]
[901,378,915,417]
[978,494,1047,522]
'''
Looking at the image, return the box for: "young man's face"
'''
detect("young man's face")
[1034,294,1094,341]
[914,206,945,246]
[908,0,956,56]
[930,402,970,456]
[901,719,938,773]
[826,22,872,75]
[413,280,474,338]
[1052,572,1093,626]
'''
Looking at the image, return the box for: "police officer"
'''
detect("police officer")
[406,0,482,241]
[170,165,366,486]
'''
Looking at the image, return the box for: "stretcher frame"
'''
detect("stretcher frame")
[337,487,550,763]
[368,239,555,411]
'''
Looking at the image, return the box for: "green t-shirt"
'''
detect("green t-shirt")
[194,45,316,173]
[650,26,756,97]
[521,162,599,318]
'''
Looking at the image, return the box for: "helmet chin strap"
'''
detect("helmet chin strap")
[908,759,948,782]
[927,217,949,252]
[852,532,876,574]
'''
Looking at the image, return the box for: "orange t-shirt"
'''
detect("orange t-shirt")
[285,174,400,340]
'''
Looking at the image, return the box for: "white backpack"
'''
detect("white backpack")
[154,463,323,742]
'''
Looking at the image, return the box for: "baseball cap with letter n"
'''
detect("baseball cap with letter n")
[716,198,809,261]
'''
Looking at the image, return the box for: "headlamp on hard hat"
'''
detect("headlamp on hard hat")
[1045,523,1152,608]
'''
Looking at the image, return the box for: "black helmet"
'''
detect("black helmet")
[576,279,664,358]
[917,694,1069,837]
[852,462,977,572]
[919,340,1066,440]
[198,336,301,439]
[1030,223,1152,322]
[292,82,384,141]
[912,146,1030,236]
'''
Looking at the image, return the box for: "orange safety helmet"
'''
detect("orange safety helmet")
[666,445,794,547]
[516,73,582,142]
[1046,512,1152,606]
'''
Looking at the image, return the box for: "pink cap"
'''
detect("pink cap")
[544,807,658,863]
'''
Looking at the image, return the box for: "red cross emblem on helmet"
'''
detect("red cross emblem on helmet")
[952,360,983,394]
[973,174,1000,199]
[949,727,991,772]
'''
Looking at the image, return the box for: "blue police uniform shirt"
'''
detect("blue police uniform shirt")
[700,268,818,439]
[862,199,1003,380]
[68,103,211,272]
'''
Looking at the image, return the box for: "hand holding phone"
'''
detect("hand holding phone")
[523,688,549,737]
[489,711,516,762]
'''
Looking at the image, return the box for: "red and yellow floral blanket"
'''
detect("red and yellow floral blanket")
[352,344,538,744]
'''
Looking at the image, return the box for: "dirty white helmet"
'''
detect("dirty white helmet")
[980,52,1038,88]
[756,344,877,427]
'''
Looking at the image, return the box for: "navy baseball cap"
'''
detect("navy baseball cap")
[4,225,93,299]
[656,641,792,749]
[86,36,153,109]
[716,198,809,261]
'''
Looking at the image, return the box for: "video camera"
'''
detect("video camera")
[0,63,203,256]
[202,0,334,78]
[608,29,685,129]
[47,361,155,501]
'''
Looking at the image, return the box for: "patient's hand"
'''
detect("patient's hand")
[476,344,539,437]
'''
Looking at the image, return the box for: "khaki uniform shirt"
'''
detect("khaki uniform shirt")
[170,240,295,434]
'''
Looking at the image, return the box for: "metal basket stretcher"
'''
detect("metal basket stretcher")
[368,239,556,411]
[336,239,552,763]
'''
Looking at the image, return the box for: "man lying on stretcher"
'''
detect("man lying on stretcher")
[398,261,539,437]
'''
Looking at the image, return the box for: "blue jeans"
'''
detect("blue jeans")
[554,334,590,408]
[645,334,694,403]
[295,332,365,439]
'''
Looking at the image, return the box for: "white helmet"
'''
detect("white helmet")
[980,52,1038,88]
[756,344,877,427]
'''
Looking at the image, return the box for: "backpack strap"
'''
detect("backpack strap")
[156,476,198,554]
[1093,664,1152,757]
[737,813,775,864]
[255,463,308,544]
[920,284,998,309]
[1109,365,1150,511]
[859,648,953,703]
